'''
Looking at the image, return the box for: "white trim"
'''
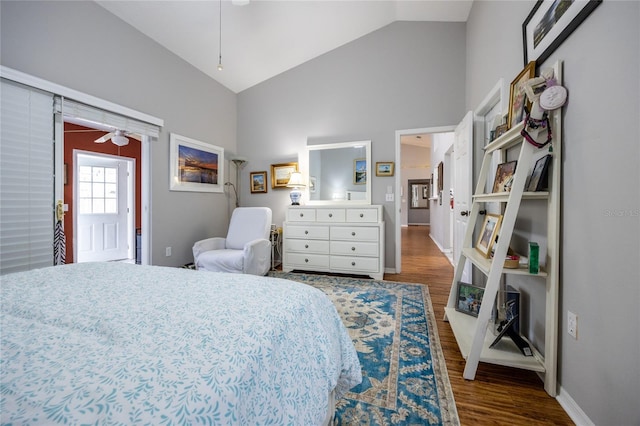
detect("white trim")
[0,66,163,128]
[475,78,507,117]
[2,66,159,265]
[395,126,456,274]
[556,386,594,426]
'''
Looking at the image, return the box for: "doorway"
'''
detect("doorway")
[74,151,135,263]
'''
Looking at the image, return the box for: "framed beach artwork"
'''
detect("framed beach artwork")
[271,162,298,189]
[169,133,224,193]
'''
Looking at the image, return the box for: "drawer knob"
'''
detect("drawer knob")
[300,213,304,217]
[351,261,356,266]
[305,258,309,263]
[351,232,356,236]
[359,213,364,218]
[305,244,309,248]
[351,247,356,251]
[305,230,309,235]
[328,213,333,218]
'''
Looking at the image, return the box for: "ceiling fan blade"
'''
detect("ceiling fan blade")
[94,132,114,143]
[127,133,142,141]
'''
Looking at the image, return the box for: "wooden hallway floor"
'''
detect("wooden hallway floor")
[384,226,573,426]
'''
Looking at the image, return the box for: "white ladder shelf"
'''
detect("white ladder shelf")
[445,61,562,397]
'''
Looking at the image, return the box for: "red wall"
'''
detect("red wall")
[63,123,142,263]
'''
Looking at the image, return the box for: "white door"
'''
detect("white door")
[453,111,473,283]
[75,152,133,262]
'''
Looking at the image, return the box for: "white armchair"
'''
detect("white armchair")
[192,207,273,276]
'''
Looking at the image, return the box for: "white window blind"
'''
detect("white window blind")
[0,80,55,274]
[59,98,160,139]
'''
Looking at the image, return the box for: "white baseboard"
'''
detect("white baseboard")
[556,386,594,426]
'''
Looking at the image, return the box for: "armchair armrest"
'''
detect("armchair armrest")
[192,237,226,262]
[243,238,271,276]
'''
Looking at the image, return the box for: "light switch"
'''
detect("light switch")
[385,193,394,202]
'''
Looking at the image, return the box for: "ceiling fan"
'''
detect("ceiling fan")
[94,129,141,147]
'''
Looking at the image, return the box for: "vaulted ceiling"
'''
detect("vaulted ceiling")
[97,0,473,93]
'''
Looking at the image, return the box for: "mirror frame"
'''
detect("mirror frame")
[303,140,371,205]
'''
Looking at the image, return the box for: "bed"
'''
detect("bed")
[1,262,361,425]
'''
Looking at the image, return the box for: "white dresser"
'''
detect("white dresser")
[282,205,385,280]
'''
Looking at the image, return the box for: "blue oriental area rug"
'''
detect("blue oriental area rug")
[269,272,459,426]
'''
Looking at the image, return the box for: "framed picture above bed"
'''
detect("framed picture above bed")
[169,133,224,193]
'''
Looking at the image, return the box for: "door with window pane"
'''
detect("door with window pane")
[75,153,132,262]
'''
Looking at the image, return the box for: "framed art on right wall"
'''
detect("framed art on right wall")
[523,0,602,65]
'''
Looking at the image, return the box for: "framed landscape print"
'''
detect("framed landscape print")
[375,162,395,177]
[169,133,224,193]
[270,162,298,189]
[527,154,552,191]
[250,171,267,193]
[476,214,502,258]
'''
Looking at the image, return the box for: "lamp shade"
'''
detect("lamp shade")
[286,172,305,188]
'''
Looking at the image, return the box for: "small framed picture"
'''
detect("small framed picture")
[527,154,552,191]
[494,123,509,140]
[492,161,518,193]
[250,171,267,193]
[353,158,367,184]
[508,61,536,129]
[456,282,485,317]
[476,213,502,258]
[375,161,395,177]
[270,162,298,189]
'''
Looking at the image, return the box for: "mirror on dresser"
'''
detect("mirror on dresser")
[305,140,371,205]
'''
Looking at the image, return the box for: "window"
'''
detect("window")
[78,166,118,214]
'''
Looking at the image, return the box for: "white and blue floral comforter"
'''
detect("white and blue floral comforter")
[0,262,361,425]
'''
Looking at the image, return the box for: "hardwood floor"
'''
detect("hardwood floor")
[384,226,573,426]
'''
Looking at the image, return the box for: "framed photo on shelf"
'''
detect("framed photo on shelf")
[492,161,518,193]
[270,162,298,189]
[508,61,536,129]
[523,0,602,66]
[455,282,485,317]
[494,123,509,140]
[169,133,224,193]
[354,158,367,184]
[375,161,395,177]
[249,171,267,193]
[476,213,502,258]
[527,154,552,191]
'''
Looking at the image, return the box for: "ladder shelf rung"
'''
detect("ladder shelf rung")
[444,307,546,373]
[462,247,547,277]
[484,122,525,153]
[473,191,549,203]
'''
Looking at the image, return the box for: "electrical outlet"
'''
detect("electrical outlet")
[567,311,578,339]
[165,247,172,257]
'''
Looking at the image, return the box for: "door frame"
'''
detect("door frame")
[73,150,135,263]
[394,125,455,274]
[1,66,161,265]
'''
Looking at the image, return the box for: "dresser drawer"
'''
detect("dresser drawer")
[316,208,346,222]
[286,253,330,269]
[285,239,329,254]
[330,256,379,273]
[346,208,379,223]
[330,226,379,242]
[285,224,329,239]
[330,241,378,257]
[287,208,317,222]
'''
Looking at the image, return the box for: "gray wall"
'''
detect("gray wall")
[0,1,237,267]
[466,1,639,424]
[237,21,466,270]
